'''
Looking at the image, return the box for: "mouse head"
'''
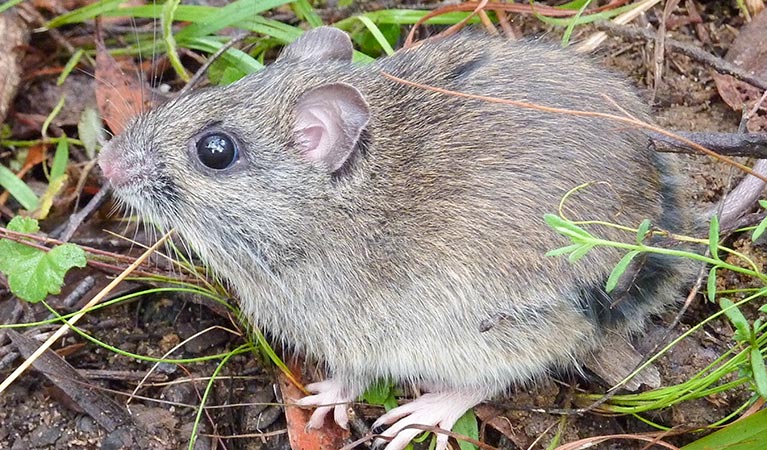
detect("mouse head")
[98,27,370,267]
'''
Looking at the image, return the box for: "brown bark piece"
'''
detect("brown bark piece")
[0,10,30,123]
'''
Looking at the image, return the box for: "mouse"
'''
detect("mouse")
[97,26,765,450]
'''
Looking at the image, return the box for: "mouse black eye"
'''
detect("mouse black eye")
[196,132,238,170]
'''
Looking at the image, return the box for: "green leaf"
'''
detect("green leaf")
[78,108,102,159]
[46,0,126,28]
[0,165,39,211]
[545,244,582,258]
[753,215,767,241]
[361,380,397,411]
[184,37,263,75]
[219,66,247,85]
[452,409,479,450]
[7,216,40,233]
[681,408,767,450]
[0,224,86,302]
[162,0,189,82]
[57,49,85,86]
[636,219,651,244]
[355,16,396,56]
[707,266,717,302]
[543,214,593,241]
[709,215,720,260]
[41,96,66,140]
[0,0,25,14]
[759,199,767,210]
[175,0,294,41]
[605,250,639,293]
[560,0,593,47]
[720,298,752,344]
[751,347,767,400]
[291,0,323,28]
[568,244,594,263]
[51,139,69,181]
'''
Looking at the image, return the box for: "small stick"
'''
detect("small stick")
[649,131,767,158]
[53,185,110,242]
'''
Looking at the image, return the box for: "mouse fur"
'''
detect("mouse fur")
[100,27,711,448]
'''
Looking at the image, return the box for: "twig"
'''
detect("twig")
[649,131,767,158]
[593,21,767,91]
[52,185,110,242]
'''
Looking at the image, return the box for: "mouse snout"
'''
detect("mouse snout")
[98,142,131,188]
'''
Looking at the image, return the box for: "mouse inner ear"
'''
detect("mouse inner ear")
[293,83,370,172]
[277,27,353,63]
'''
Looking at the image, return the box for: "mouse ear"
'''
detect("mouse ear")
[293,83,369,172]
[278,27,353,63]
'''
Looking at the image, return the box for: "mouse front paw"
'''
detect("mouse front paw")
[372,390,485,450]
[294,378,358,430]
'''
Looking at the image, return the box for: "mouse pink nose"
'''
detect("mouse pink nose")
[98,143,129,187]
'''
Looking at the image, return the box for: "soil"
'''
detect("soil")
[1,1,766,450]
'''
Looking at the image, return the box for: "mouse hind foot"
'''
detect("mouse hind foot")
[372,390,486,450]
[294,378,359,430]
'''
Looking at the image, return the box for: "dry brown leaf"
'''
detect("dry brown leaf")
[94,24,151,135]
[278,360,350,450]
[713,9,767,132]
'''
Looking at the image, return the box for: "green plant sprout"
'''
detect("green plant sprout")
[0,217,86,302]
[545,189,767,446]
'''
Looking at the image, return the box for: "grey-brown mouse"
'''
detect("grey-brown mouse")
[98,27,763,450]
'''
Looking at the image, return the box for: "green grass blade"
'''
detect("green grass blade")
[561,0,594,46]
[183,37,263,74]
[750,347,767,399]
[606,250,639,293]
[291,0,323,28]
[162,0,189,81]
[707,266,717,302]
[355,16,395,56]
[46,0,126,28]
[720,298,752,344]
[175,0,294,41]
[50,140,69,181]
[57,49,85,86]
[681,408,767,450]
[0,165,39,211]
[0,0,25,14]
[335,10,477,28]
[709,215,720,260]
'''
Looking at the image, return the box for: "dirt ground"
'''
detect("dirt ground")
[1,1,766,449]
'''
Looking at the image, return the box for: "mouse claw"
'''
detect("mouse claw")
[294,378,357,430]
[372,390,485,450]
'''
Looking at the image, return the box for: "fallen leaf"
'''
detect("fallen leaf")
[713,9,767,132]
[278,359,350,450]
[94,21,151,135]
